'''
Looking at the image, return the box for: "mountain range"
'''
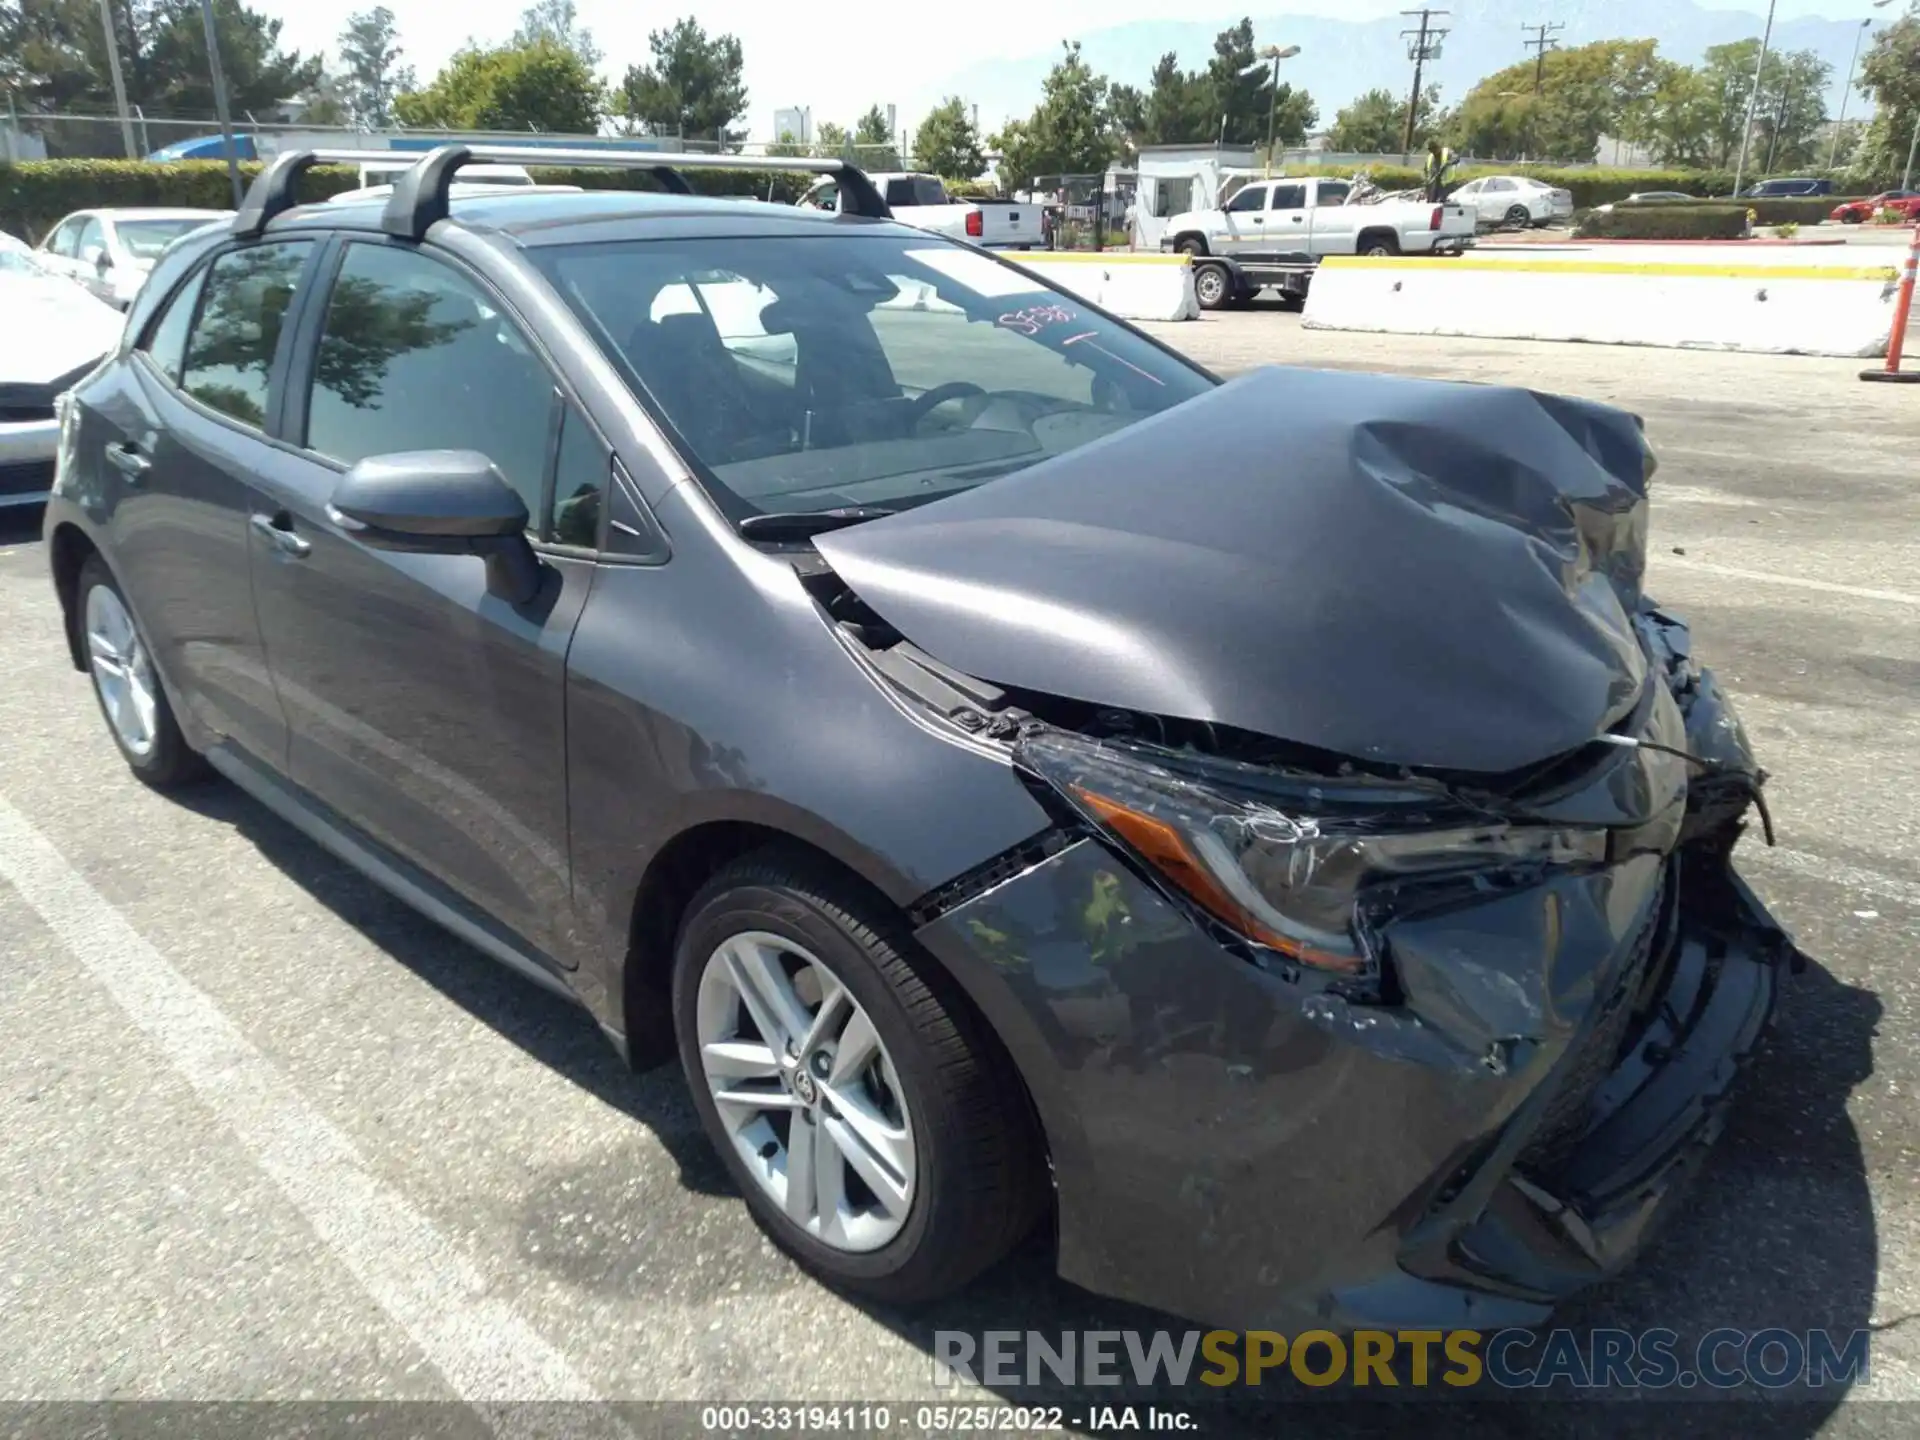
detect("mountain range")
[925,0,1879,140]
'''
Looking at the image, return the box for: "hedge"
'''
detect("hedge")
[0,157,826,241]
[1607,194,1862,226]
[1574,205,1750,240]
[1291,165,1740,209]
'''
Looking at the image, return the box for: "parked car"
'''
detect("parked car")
[1449,175,1576,228]
[1592,191,1700,215]
[35,207,232,310]
[358,160,535,190]
[1829,190,1920,224]
[44,148,1798,1335]
[1740,177,1834,198]
[799,172,1043,250]
[0,232,124,513]
[1159,176,1475,308]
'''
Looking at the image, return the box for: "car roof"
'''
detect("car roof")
[270,187,923,246]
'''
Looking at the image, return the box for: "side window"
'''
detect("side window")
[549,406,608,548]
[304,242,555,525]
[179,241,312,428]
[139,264,211,384]
[46,218,82,256]
[1268,184,1306,210]
[1226,185,1266,213]
[808,181,840,213]
[1485,178,1513,193]
[1317,182,1350,207]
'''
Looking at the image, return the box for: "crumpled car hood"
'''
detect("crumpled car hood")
[0,273,124,386]
[816,366,1657,775]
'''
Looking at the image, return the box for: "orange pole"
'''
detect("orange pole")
[1862,222,1920,383]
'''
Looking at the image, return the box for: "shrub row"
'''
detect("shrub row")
[0,158,821,241]
[1605,194,1862,226]
[1573,205,1750,241]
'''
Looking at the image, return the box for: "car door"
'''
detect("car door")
[1479,177,1519,224]
[87,237,314,767]
[1263,181,1310,257]
[1218,183,1268,254]
[1301,180,1357,254]
[246,236,598,958]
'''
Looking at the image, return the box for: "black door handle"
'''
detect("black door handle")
[250,511,312,559]
[103,441,150,481]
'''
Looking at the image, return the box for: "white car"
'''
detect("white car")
[357,160,536,190]
[1449,176,1575,229]
[0,234,125,511]
[800,172,1044,250]
[35,207,231,310]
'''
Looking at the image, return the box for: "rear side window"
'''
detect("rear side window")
[1317,182,1350,207]
[180,241,312,428]
[1269,184,1306,210]
[139,266,211,384]
[303,242,556,526]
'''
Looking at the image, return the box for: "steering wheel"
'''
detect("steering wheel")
[904,381,989,429]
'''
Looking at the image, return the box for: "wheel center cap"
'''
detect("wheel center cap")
[792,1069,818,1105]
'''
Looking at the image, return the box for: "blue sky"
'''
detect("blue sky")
[250,0,1898,137]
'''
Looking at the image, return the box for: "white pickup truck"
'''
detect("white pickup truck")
[799,171,1043,250]
[1160,176,1475,309]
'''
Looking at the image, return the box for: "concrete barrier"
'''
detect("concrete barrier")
[1016,252,1200,322]
[1302,250,1903,357]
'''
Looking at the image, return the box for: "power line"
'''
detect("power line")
[1400,8,1449,153]
[1521,21,1564,95]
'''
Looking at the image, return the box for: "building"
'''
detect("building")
[773,107,812,146]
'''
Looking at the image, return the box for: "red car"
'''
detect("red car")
[1830,190,1920,223]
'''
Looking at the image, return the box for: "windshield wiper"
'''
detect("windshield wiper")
[737,507,897,540]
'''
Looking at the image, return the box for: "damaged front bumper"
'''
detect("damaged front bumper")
[911,607,1798,1332]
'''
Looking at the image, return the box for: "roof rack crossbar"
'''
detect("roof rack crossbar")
[231,148,380,238]
[232,142,891,242]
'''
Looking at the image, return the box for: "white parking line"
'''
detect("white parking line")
[0,797,628,1437]
[1660,559,1920,610]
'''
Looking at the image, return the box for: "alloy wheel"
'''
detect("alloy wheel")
[85,583,158,758]
[695,930,916,1253]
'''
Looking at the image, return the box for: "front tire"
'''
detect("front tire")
[673,848,1046,1305]
[77,555,207,789]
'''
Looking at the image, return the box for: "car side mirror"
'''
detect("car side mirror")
[327,450,544,605]
[82,244,110,270]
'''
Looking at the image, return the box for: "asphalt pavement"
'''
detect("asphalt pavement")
[1,314,1916,1438]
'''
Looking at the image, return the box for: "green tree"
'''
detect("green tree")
[766,130,807,157]
[616,17,746,143]
[1202,18,1315,150]
[990,41,1114,190]
[394,40,603,133]
[1753,49,1832,173]
[1449,38,1659,163]
[914,95,985,180]
[335,6,414,129]
[1853,7,1920,187]
[1104,82,1145,159]
[853,104,901,170]
[0,0,110,118]
[1139,53,1204,146]
[812,120,850,159]
[1330,85,1438,153]
[512,0,598,69]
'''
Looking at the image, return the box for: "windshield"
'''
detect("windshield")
[531,233,1214,522]
[116,218,216,260]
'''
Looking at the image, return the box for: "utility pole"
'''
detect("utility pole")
[197,0,245,208]
[1521,21,1564,95]
[1731,0,1778,199]
[1400,9,1449,155]
[95,0,138,158]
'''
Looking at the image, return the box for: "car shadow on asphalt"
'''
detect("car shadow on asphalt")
[169,780,736,1202]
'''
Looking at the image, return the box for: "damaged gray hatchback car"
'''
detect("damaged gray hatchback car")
[46,147,1798,1331]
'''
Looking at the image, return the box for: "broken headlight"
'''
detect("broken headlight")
[1018,730,1607,974]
